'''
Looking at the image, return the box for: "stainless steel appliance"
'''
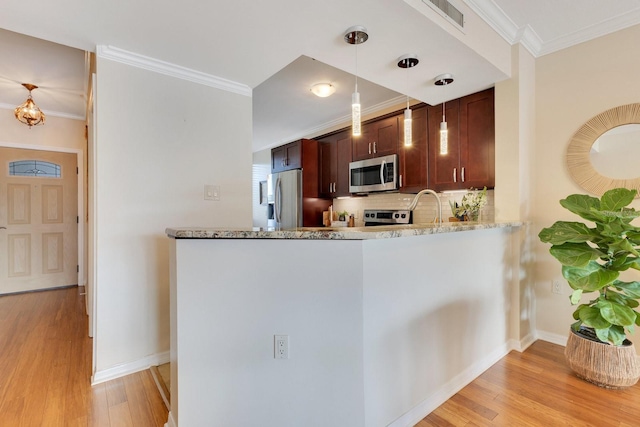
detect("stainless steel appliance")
[267,169,302,229]
[363,209,412,226]
[349,154,398,193]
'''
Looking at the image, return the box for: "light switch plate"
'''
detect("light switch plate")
[204,185,220,201]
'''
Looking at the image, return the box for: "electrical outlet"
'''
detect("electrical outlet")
[552,280,563,295]
[274,335,289,359]
[204,185,221,201]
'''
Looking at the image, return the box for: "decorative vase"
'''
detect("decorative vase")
[564,327,640,389]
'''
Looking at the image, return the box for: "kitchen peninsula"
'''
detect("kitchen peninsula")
[166,221,524,427]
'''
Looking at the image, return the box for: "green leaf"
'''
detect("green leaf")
[595,298,636,327]
[578,306,611,329]
[614,281,640,298]
[559,194,601,222]
[562,261,619,291]
[572,304,589,320]
[595,327,610,343]
[549,242,601,267]
[570,289,583,305]
[601,188,637,211]
[606,325,628,346]
[538,222,595,245]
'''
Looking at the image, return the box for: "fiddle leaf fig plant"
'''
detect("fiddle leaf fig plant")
[538,188,640,346]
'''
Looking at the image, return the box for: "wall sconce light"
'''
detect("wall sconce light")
[344,25,369,137]
[397,54,419,147]
[435,74,454,155]
[14,83,45,128]
[310,83,336,98]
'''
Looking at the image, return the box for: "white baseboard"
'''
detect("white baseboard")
[164,411,176,427]
[535,330,568,347]
[389,340,517,427]
[509,332,536,352]
[92,350,170,385]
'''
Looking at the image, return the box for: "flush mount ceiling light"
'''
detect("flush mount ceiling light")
[310,83,336,98]
[397,54,419,147]
[14,83,45,128]
[434,73,454,155]
[344,25,369,137]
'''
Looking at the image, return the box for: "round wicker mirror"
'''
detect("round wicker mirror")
[567,104,640,197]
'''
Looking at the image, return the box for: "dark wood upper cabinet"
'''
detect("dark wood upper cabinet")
[271,140,302,173]
[352,116,399,161]
[319,130,352,198]
[398,106,428,193]
[427,88,494,192]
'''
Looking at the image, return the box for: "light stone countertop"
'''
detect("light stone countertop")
[166,221,522,240]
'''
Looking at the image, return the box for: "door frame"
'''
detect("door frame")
[0,142,86,299]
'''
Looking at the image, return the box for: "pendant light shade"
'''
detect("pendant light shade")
[434,74,454,155]
[14,83,45,128]
[344,26,368,137]
[397,54,419,147]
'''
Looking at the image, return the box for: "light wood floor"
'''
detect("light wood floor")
[4,287,640,426]
[416,340,640,426]
[0,287,168,426]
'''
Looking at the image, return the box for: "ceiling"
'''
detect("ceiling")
[1,0,639,151]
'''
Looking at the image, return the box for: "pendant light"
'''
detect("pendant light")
[435,74,454,155]
[14,83,46,128]
[397,54,419,147]
[344,25,368,137]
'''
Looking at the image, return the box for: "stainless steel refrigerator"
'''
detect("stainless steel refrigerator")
[267,169,302,230]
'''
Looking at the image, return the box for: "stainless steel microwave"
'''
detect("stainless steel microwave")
[349,154,398,193]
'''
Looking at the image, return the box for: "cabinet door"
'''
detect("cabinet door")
[285,140,302,170]
[320,139,337,197]
[459,88,495,189]
[428,100,461,191]
[372,116,398,157]
[399,107,428,193]
[335,132,352,197]
[271,145,287,172]
[352,125,373,161]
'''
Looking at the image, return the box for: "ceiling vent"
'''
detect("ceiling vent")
[423,0,464,29]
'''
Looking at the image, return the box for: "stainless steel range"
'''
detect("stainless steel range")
[363,209,412,226]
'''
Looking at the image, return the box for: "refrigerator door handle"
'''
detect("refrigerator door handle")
[274,177,282,223]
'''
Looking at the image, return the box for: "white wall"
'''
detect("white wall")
[533,24,640,347]
[252,148,270,228]
[171,238,365,427]
[0,113,85,151]
[93,56,252,378]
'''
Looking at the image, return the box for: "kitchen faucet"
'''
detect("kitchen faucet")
[407,189,442,224]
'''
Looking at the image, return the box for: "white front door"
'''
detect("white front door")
[0,148,78,294]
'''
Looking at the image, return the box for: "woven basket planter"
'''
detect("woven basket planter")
[565,328,640,389]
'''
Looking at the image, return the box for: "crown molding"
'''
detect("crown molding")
[538,8,640,56]
[465,0,640,57]
[96,45,252,97]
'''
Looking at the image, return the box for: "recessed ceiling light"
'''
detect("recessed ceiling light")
[310,83,336,98]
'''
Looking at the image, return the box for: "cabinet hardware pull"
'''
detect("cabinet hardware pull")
[399,175,403,188]
[453,168,457,183]
[368,142,371,155]
[461,167,465,182]
[373,141,377,153]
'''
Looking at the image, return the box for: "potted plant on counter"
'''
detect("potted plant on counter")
[538,188,640,388]
[449,187,487,222]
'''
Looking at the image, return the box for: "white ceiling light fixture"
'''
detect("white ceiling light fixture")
[310,83,336,98]
[397,54,419,147]
[344,25,369,137]
[14,83,45,128]
[434,73,454,155]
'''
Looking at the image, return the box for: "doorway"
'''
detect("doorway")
[0,147,81,294]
